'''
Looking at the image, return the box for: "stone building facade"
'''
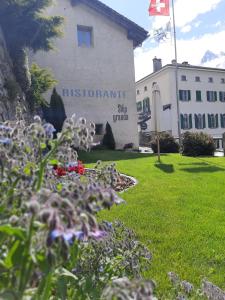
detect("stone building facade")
[136,58,225,148]
[30,0,148,148]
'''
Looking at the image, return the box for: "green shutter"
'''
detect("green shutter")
[195,114,198,129]
[208,114,211,128]
[216,114,219,128]
[189,114,192,129]
[180,114,184,129]
[214,91,217,101]
[203,114,206,129]
[179,90,182,101]
[220,114,224,128]
[188,90,191,101]
[219,92,222,102]
[207,91,209,101]
[196,90,201,102]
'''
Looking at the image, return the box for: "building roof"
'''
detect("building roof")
[72,0,148,48]
[137,62,225,84]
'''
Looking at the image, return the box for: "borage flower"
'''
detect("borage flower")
[48,228,107,246]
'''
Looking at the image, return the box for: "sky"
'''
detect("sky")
[100,0,225,81]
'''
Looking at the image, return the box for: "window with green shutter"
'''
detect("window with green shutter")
[179,90,191,101]
[207,91,217,102]
[181,114,192,129]
[221,114,225,128]
[219,91,225,102]
[137,101,142,112]
[196,90,202,102]
[208,114,218,128]
[143,97,150,113]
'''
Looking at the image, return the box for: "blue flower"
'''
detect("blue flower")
[0,137,12,145]
[0,125,12,132]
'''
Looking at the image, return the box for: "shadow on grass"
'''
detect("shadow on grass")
[155,163,174,173]
[78,150,159,163]
[180,166,224,173]
[178,162,208,166]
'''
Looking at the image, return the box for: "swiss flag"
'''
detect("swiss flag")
[149,0,170,16]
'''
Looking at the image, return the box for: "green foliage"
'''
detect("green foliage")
[30,63,57,107]
[0,0,63,92]
[102,122,116,150]
[182,131,215,156]
[0,0,63,53]
[151,132,180,153]
[45,88,67,133]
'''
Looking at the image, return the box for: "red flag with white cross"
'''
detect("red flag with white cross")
[149,0,170,16]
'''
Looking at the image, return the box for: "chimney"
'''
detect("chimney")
[171,59,177,65]
[153,57,162,72]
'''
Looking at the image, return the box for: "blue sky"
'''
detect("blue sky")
[101,0,225,80]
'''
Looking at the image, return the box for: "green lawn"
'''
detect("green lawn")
[79,150,225,297]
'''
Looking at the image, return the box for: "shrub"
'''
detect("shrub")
[46,88,67,134]
[182,131,215,156]
[150,132,179,153]
[102,122,116,150]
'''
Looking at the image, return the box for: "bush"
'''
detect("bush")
[45,88,67,134]
[102,122,116,150]
[182,131,215,156]
[150,132,179,153]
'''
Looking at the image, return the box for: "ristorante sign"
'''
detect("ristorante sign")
[62,88,126,99]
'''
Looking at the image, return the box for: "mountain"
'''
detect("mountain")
[201,50,225,69]
[201,50,218,64]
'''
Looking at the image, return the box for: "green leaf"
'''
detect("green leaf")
[4,240,21,269]
[40,143,47,150]
[49,159,58,165]
[58,268,78,281]
[0,225,26,240]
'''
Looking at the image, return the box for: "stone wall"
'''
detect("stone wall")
[0,26,26,121]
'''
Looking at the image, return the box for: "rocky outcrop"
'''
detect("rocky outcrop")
[0,26,27,121]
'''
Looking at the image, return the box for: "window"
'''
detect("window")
[208,77,213,83]
[207,91,217,102]
[143,97,150,113]
[221,78,225,84]
[194,114,205,129]
[95,124,103,135]
[208,114,218,128]
[181,75,187,81]
[77,25,93,47]
[180,114,192,129]
[137,90,140,95]
[144,86,148,92]
[195,76,200,82]
[219,91,225,102]
[137,101,142,112]
[221,114,225,128]
[179,90,191,101]
[196,90,202,102]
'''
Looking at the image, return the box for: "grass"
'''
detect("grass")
[79,150,225,297]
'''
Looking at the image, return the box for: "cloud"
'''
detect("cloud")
[180,25,192,33]
[151,0,222,30]
[134,30,225,81]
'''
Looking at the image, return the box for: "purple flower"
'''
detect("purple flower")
[89,230,107,239]
[49,228,86,245]
[0,125,12,132]
[0,137,12,145]
[43,123,56,138]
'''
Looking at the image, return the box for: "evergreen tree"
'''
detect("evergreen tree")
[0,0,63,92]
[47,88,66,134]
[102,122,116,150]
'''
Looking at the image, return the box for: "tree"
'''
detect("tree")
[0,0,63,92]
[29,63,57,112]
[102,122,116,150]
[46,88,66,134]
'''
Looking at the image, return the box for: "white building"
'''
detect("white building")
[30,0,148,149]
[136,58,225,148]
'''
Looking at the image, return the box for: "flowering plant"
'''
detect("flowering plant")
[53,160,85,176]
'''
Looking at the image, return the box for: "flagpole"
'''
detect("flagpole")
[171,0,181,148]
